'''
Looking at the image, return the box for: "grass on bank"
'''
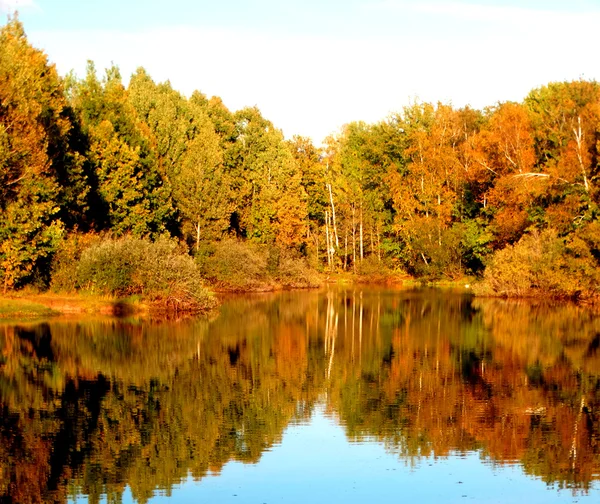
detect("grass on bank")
[0,297,58,318]
[0,290,150,318]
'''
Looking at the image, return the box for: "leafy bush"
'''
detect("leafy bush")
[198,239,270,290]
[475,228,600,301]
[50,233,102,292]
[273,250,320,288]
[61,236,215,310]
[410,223,466,280]
[197,239,320,290]
[355,255,390,279]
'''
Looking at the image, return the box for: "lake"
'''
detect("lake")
[1,287,600,503]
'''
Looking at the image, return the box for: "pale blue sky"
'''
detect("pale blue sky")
[2,0,599,142]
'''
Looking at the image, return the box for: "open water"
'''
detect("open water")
[1,287,600,503]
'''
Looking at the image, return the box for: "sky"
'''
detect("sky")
[1,0,600,143]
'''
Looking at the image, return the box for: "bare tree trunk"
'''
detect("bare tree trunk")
[325,210,331,270]
[573,116,590,192]
[315,228,319,265]
[359,207,364,262]
[344,227,348,271]
[352,205,357,273]
[327,183,340,248]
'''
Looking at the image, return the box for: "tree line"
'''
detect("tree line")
[1,18,599,298]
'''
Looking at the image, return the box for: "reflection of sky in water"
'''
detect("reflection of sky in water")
[75,405,598,504]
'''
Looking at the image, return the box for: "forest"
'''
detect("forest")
[1,17,600,305]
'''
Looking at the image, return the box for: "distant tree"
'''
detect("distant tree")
[128,71,232,247]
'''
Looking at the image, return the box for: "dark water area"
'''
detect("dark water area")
[1,287,600,503]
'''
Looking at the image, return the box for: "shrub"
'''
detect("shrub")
[273,250,320,288]
[475,228,600,301]
[198,239,270,290]
[68,236,215,311]
[356,255,390,278]
[405,221,480,280]
[475,234,540,297]
[50,233,102,292]
[197,239,321,291]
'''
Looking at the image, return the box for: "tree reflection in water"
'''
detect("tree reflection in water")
[1,288,599,503]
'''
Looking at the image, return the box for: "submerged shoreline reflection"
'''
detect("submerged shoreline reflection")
[1,288,599,503]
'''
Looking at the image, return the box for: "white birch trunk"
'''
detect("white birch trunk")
[327,183,340,248]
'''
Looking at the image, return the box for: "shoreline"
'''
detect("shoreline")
[2,280,597,321]
[13,274,599,320]
[0,274,466,320]
[0,294,147,319]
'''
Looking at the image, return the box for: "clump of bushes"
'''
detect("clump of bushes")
[52,235,216,311]
[405,221,491,280]
[272,249,320,288]
[355,255,394,282]
[50,233,101,292]
[197,238,319,291]
[198,239,270,291]
[475,227,600,301]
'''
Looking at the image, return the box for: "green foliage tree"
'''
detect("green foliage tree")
[0,18,75,291]
[228,107,307,247]
[128,70,231,247]
[69,63,176,237]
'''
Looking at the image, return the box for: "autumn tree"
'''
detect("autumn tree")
[227,107,307,248]
[525,81,600,231]
[331,122,396,270]
[68,62,176,237]
[468,102,538,245]
[385,103,470,276]
[174,105,229,247]
[0,18,79,291]
[128,72,231,247]
[288,136,327,262]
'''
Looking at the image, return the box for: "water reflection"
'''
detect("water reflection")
[1,288,600,503]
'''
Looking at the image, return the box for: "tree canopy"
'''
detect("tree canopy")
[0,18,599,301]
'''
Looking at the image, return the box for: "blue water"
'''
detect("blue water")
[80,405,595,504]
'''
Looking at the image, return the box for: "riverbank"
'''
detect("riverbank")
[208,269,414,292]
[0,292,223,319]
[0,297,59,319]
[0,293,148,319]
[0,272,478,319]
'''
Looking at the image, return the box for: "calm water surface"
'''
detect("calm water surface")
[2,287,600,503]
